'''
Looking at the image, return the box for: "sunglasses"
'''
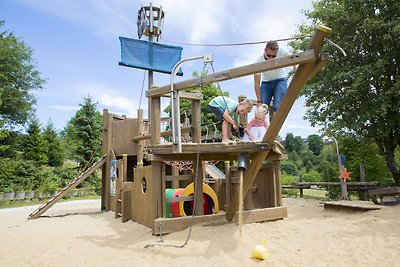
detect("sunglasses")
[266,54,277,58]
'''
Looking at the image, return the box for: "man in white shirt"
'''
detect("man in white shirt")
[254,41,295,112]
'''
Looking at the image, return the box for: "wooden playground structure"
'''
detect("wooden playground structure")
[28,5,333,234]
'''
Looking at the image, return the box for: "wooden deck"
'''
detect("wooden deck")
[146,141,286,161]
[324,200,382,211]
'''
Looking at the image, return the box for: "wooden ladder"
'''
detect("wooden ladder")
[114,155,131,222]
[28,154,107,220]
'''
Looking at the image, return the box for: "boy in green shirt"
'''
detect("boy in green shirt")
[208,96,253,143]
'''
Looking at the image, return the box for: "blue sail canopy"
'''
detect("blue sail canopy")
[119,37,183,76]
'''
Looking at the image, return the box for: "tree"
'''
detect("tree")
[308,134,324,156]
[0,21,45,127]
[284,133,303,153]
[292,0,400,185]
[23,117,48,165]
[64,96,102,167]
[164,70,229,138]
[43,120,65,167]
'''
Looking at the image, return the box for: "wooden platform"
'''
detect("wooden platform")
[369,187,400,205]
[323,200,382,211]
[146,141,285,161]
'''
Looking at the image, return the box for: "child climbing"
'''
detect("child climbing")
[208,96,253,144]
[242,104,269,142]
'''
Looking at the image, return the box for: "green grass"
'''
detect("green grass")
[283,188,329,200]
[0,195,101,209]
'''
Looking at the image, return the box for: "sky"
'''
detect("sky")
[1,0,323,138]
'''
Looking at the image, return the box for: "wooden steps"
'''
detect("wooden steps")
[28,155,107,220]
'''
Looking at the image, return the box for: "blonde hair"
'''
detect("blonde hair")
[239,99,253,113]
[256,104,268,115]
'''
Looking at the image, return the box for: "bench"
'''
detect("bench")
[368,187,400,205]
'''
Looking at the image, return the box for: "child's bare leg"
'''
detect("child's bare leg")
[221,120,231,143]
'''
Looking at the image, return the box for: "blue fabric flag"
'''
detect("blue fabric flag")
[119,37,183,76]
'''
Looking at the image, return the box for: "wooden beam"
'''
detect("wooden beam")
[153,206,287,234]
[225,26,332,222]
[132,126,192,142]
[162,91,203,100]
[146,50,316,98]
[147,142,270,155]
[234,207,287,224]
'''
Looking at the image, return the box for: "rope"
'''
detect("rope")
[161,35,313,47]
[138,70,147,110]
[326,38,347,57]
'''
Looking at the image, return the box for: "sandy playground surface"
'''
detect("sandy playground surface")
[0,198,399,267]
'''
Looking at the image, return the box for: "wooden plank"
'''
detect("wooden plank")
[148,142,270,154]
[150,97,161,144]
[146,50,316,98]
[224,161,231,208]
[101,109,109,210]
[132,126,191,142]
[102,111,113,211]
[369,187,400,196]
[152,162,163,219]
[153,206,287,234]
[274,160,282,206]
[324,201,382,211]
[225,26,332,222]
[121,190,131,223]
[191,99,201,143]
[112,118,137,156]
[162,91,202,100]
[193,161,204,216]
[171,166,179,188]
[161,163,166,218]
[28,156,107,220]
[136,109,144,164]
[294,182,379,186]
[165,196,194,202]
[234,206,288,224]
[164,174,193,182]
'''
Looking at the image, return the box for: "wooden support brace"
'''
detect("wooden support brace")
[146,50,316,98]
[225,25,332,222]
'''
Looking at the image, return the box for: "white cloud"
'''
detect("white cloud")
[48,105,79,112]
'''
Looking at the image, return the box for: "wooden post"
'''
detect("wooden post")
[192,97,203,215]
[102,109,113,211]
[137,109,144,166]
[191,98,201,144]
[193,160,204,216]
[274,160,282,206]
[299,174,304,198]
[224,161,231,209]
[225,25,332,222]
[172,167,179,189]
[122,154,128,182]
[150,94,162,218]
[238,95,248,126]
[360,163,366,201]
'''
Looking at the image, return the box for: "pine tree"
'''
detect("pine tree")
[65,96,102,168]
[23,117,48,165]
[43,120,65,167]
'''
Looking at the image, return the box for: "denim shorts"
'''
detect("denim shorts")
[208,105,225,121]
[260,77,288,112]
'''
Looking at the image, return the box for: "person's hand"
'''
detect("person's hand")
[257,100,262,107]
[232,123,238,131]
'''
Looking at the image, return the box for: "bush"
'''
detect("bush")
[281,161,299,176]
[302,170,322,182]
[282,173,298,185]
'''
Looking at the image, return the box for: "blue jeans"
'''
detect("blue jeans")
[260,78,288,112]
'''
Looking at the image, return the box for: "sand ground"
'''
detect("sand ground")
[0,198,399,267]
